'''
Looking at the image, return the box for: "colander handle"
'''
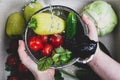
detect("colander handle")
[76,54,95,64]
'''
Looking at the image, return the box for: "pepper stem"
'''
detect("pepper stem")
[27,18,37,30]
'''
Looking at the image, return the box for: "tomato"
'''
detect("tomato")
[41,44,53,56]
[6,55,18,67]
[28,36,43,51]
[50,34,63,47]
[8,76,19,80]
[40,35,48,43]
[17,62,29,73]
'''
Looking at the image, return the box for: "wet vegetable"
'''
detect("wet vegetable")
[52,46,72,66]
[50,34,63,47]
[79,40,97,58]
[41,44,53,56]
[6,12,25,38]
[37,46,71,71]
[65,12,77,39]
[28,13,65,35]
[38,57,53,71]
[81,1,118,36]
[28,36,43,52]
[69,35,97,59]
[23,2,43,21]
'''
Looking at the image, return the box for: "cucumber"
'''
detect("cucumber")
[65,12,77,39]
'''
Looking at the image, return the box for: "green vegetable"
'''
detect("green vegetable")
[65,12,77,39]
[6,12,25,38]
[24,2,43,21]
[38,57,53,71]
[37,46,71,71]
[81,1,118,36]
[52,46,72,66]
[28,13,65,35]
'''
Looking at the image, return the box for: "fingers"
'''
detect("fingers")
[81,14,98,42]
[18,40,37,70]
[18,40,27,61]
[18,40,55,80]
[36,69,55,80]
[46,69,55,77]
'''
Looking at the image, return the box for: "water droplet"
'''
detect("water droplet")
[29,3,34,8]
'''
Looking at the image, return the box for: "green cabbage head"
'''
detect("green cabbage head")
[81,1,118,36]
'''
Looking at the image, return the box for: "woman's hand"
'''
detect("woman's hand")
[81,14,120,80]
[81,14,100,57]
[18,40,55,80]
[81,14,98,42]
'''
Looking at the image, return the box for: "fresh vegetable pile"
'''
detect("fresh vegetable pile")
[26,11,78,70]
[26,5,98,70]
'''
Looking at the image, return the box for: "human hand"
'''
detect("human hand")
[18,40,55,80]
[81,14,98,42]
[81,14,101,61]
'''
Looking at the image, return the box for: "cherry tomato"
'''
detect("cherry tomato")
[28,36,43,51]
[8,76,19,80]
[40,35,48,43]
[17,62,29,73]
[50,34,63,47]
[41,44,53,56]
[6,55,18,67]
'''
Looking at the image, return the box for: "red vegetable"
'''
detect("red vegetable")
[40,35,48,43]
[50,34,63,47]
[6,55,18,67]
[41,44,53,56]
[28,36,43,51]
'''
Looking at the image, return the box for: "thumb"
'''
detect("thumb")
[18,40,37,71]
[81,14,98,42]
